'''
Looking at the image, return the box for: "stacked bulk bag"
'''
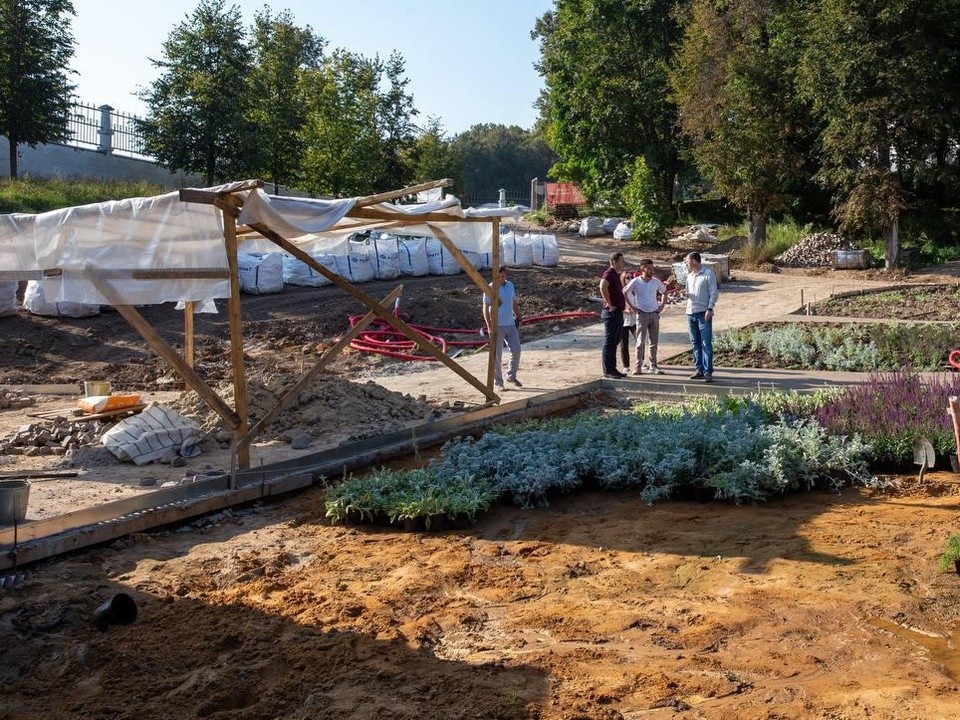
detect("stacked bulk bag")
[335,240,375,283]
[283,251,338,287]
[579,216,605,237]
[23,279,99,318]
[367,234,401,280]
[0,283,17,317]
[527,233,560,266]
[426,238,461,275]
[397,237,430,276]
[603,217,625,234]
[238,253,284,294]
[501,232,534,268]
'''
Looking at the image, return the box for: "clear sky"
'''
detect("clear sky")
[69,0,553,136]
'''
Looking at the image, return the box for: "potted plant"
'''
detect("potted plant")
[937,534,960,574]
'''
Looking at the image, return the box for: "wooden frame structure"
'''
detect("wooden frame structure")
[59,178,510,472]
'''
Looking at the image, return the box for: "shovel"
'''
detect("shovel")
[913,436,936,481]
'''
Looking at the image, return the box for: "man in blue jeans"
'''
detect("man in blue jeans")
[599,252,627,378]
[684,252,719,382]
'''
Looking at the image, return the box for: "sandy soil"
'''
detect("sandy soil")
[3,239,960,718]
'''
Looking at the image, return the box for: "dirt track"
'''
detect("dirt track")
[4,243,960,718]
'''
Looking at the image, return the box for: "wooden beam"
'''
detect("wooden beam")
[427,223,494,301]
[38,268,228,280]
[347,208,496,223]
[237,285,404,452]
[222,209,250,469]
[183,301,196,387]
[354,178,453,208]
[248,221,496,402]
[487,220,501,391]
[178,179,264,205]
[87,275,241,429]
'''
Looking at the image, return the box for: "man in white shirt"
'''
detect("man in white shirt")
[482,266,522,389]
[623,258,667,375]
[684,252,719,382]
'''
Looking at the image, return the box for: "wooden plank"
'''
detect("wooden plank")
[178,179,264,205]
[87,275,242,430]
[27,403,147,423]
[426,223,494,301]
[347,208,497,223]
[353,178,453,208]
[184,301,195,373]
[487,220,501,391]
[222,209,250,469]
[237,285,404,452]
[248,221,496,402]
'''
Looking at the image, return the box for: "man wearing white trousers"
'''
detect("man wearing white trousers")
[482,266,522,389]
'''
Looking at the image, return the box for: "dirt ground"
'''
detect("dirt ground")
[3,236,960,719]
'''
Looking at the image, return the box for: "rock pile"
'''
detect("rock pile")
[775,233,855,267]
[0,417,106,457]
[0,390,35,410]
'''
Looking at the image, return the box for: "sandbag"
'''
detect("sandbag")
[367,235,401,280]
[23,280,100,318]
[397,237,429,276]
[238,253,284,294]
[101,403,204,466]
[0,282,17,317]
[426,238,461,276]
[283,252,337,286]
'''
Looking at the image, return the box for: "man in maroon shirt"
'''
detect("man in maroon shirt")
[599,252,627,378]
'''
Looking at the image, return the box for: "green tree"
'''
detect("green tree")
[670,0,809,245]
[449,123,555,204]
[622,156,668,243]
[403,117,459,185]
[140,0,254,185]
[798,0,960,267]
[0,0,76,179]
[533,0,684,208]
[248,7,325,193]
[376,52,418,191]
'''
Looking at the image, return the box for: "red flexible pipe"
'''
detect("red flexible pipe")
[346,310,598,361]
[949,349,960,371]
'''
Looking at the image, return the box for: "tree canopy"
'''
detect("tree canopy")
[0,0,76,178]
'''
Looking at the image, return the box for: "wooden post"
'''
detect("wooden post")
[222,208,250,470]
[183,301,195,391]
[486,219,501,393]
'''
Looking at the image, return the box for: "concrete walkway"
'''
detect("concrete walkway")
[364,264,906,407]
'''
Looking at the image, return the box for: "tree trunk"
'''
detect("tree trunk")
[747,208,767,246]
[883,214,900,269]
[8,136,17,179]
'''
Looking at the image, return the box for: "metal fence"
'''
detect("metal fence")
[65,99,152,160]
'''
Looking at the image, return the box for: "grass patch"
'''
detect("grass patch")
[0,177,170,213]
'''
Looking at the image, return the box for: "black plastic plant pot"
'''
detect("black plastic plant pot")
[93,593,138,631]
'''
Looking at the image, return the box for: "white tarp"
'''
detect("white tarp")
[0,213,39,273]
[101,403,204,465]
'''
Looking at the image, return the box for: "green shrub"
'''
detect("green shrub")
[938,534,960,572]
[622,156,668,244]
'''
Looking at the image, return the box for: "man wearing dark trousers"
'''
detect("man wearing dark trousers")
[599,252,627,378]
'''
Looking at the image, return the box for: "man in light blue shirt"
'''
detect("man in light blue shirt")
[684,252,719,382]
[482,266,522,389]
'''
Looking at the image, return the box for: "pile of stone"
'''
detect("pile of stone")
[0,390,35,410]
[667,224,720,249]
[0,417,106,457]
[775,232,855,267]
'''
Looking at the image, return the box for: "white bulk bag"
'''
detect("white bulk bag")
[528,234,560,266]
[282,252,337,287]
[0,282,17,317]
[238,253,284,294]
[579,216,605,237]
[461,250,484,270]
[367,235,401,280]
[24,280,99,318]
[397,237,429,276]
[334,241,375,283]
[613,221,633,241]
[426,238,461,276]
[603,217,625,234]
[501,232,534,268]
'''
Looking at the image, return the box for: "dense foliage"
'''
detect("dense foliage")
[0,177,169,213]
[713,321,960,371]
[325,395,877,528]
[0,0,76,178]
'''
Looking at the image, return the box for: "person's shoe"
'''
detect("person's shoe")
[689,372,705,380]
[632,368,643,376]
[703,373,714,383]
[604,371,627,379]
[649,366,665,375]
[507,377,522,387]
[494,381,504,390]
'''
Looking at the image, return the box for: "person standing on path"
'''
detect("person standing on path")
[619,268,638,372]
[599,252,627,378]
[482,266,522,389]
[623,258,667,374]
[684,252,719,382]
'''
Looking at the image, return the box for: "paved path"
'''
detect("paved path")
[363,259,907,407]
